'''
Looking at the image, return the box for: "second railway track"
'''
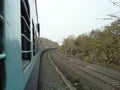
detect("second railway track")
[52,51,120,90]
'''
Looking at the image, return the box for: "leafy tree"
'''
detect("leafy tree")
[59,19,120,67]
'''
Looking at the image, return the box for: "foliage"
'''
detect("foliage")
[59,19,120,66]
[40,37,59,48]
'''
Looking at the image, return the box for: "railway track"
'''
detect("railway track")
[52,51,120,90]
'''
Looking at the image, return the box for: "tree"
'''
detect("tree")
[59,19,120,66]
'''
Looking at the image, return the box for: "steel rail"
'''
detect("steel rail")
[53,52,120,90]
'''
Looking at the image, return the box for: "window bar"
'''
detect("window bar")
[0,15,6,60]
[0,15,3,21]
[21,34,31,43]
[21,0,30,20]
[0,52,6,60]
[21,50,32,53]
[21,15,31,32]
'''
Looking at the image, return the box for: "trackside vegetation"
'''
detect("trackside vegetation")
[59,19,120,70]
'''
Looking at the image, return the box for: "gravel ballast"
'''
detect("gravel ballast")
[37,52,67,90]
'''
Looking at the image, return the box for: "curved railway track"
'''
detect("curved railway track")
[52,51,120,90]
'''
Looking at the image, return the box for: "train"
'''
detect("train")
[0,0,42,90]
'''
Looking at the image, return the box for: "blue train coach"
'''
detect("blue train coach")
[0,0,42,90]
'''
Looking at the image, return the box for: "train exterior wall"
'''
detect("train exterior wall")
[4,0,23,89]
[24,53,41,90]
[3,0,41,90]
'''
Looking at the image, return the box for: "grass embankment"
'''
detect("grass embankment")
[49,52,92,90]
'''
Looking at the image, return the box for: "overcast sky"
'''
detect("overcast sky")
[37,0,120,45]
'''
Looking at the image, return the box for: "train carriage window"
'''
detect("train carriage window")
[0,0,6,89]
[21,0,31,69]
[37,23,40,36]
[32,21,35,55]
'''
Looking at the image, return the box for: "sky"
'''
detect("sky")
[37,0,120,45]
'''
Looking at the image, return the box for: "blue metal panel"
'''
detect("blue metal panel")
[24,53,41,90]
[4,0,23,90]
[23,53,40,88]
